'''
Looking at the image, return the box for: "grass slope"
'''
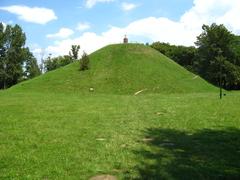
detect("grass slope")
[10,44,216,94]
[0,44,239,179]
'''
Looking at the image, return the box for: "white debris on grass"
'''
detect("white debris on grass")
[134,89,147,95]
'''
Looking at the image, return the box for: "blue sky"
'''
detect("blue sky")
[0,0,240,60]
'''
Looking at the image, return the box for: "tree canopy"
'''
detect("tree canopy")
[0,23,40,89]
[44,55,74,72]
[151,42,196,72]
[44,45,81,72]
[79,51,90,71]
[195,23,240,89]
[24,48,41,79]
[151,23,240,90]
[69,45,80,60]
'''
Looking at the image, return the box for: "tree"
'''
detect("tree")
[0,23,6,89]
[215,55,226,99]
[44,55,73,72]
[195,23,240,89]
[80,51,89,71]
[59,55,74,66]
[69,45,80,60]
[151,42,197,72]
[232,35,240,66]
[24,48,41,79]
[44,55,55,72]
[0,23,27,89]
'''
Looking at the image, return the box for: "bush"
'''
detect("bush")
[80,52,90,71]
[44,55,73,72]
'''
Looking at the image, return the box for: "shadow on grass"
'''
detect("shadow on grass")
[132,128,240,180]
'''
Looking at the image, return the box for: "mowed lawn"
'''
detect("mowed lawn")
[0,91,240,179]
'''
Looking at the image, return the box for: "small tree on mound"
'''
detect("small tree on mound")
[69,45,80,60]
[80,51,90,71]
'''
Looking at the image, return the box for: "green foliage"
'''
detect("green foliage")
[44,45,80,72]
[151,42,197,72]
[10,44,215,94]
[222,60,240,89]
[24,48,41,79]
[79,51,90,71]
[152,24,240,90]
[232,35,240,66]
[69,45,80,60]
[0,23,28,89]
[44,55,73,72]
[195,23,240,89]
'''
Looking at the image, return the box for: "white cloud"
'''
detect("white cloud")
[0,5,57,24]
[32,48,43,55]
[28,43,45,64]
[45,0,240,57]
[180,0,240,33]
[121,2,138,11]
[76,22,91,31]
[85,0,115,8]
[46,28,74,39]
[46,32,120,57]
[45,17,195,57]
[32,48,44,64]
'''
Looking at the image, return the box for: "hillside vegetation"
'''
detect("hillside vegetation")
[10,44,216,94]
[1,44,239,179]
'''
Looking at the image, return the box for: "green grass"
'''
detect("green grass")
[0,91,240,179]
[10,44,216,94]
[0,44,239,179]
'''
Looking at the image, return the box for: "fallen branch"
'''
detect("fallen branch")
[134,89,147,95]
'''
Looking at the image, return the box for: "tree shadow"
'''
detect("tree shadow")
[132,128,240,180]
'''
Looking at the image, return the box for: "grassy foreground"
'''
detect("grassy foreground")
[0,44,239,179]
[0,91,240,179]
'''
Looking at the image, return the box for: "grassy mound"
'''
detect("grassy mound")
[1,44,239,179]
[10,44,216,94]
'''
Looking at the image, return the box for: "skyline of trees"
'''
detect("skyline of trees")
[151,23,240,90]
[1,22,240,90]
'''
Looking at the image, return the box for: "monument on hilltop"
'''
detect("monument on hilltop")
[123,35,128,44]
